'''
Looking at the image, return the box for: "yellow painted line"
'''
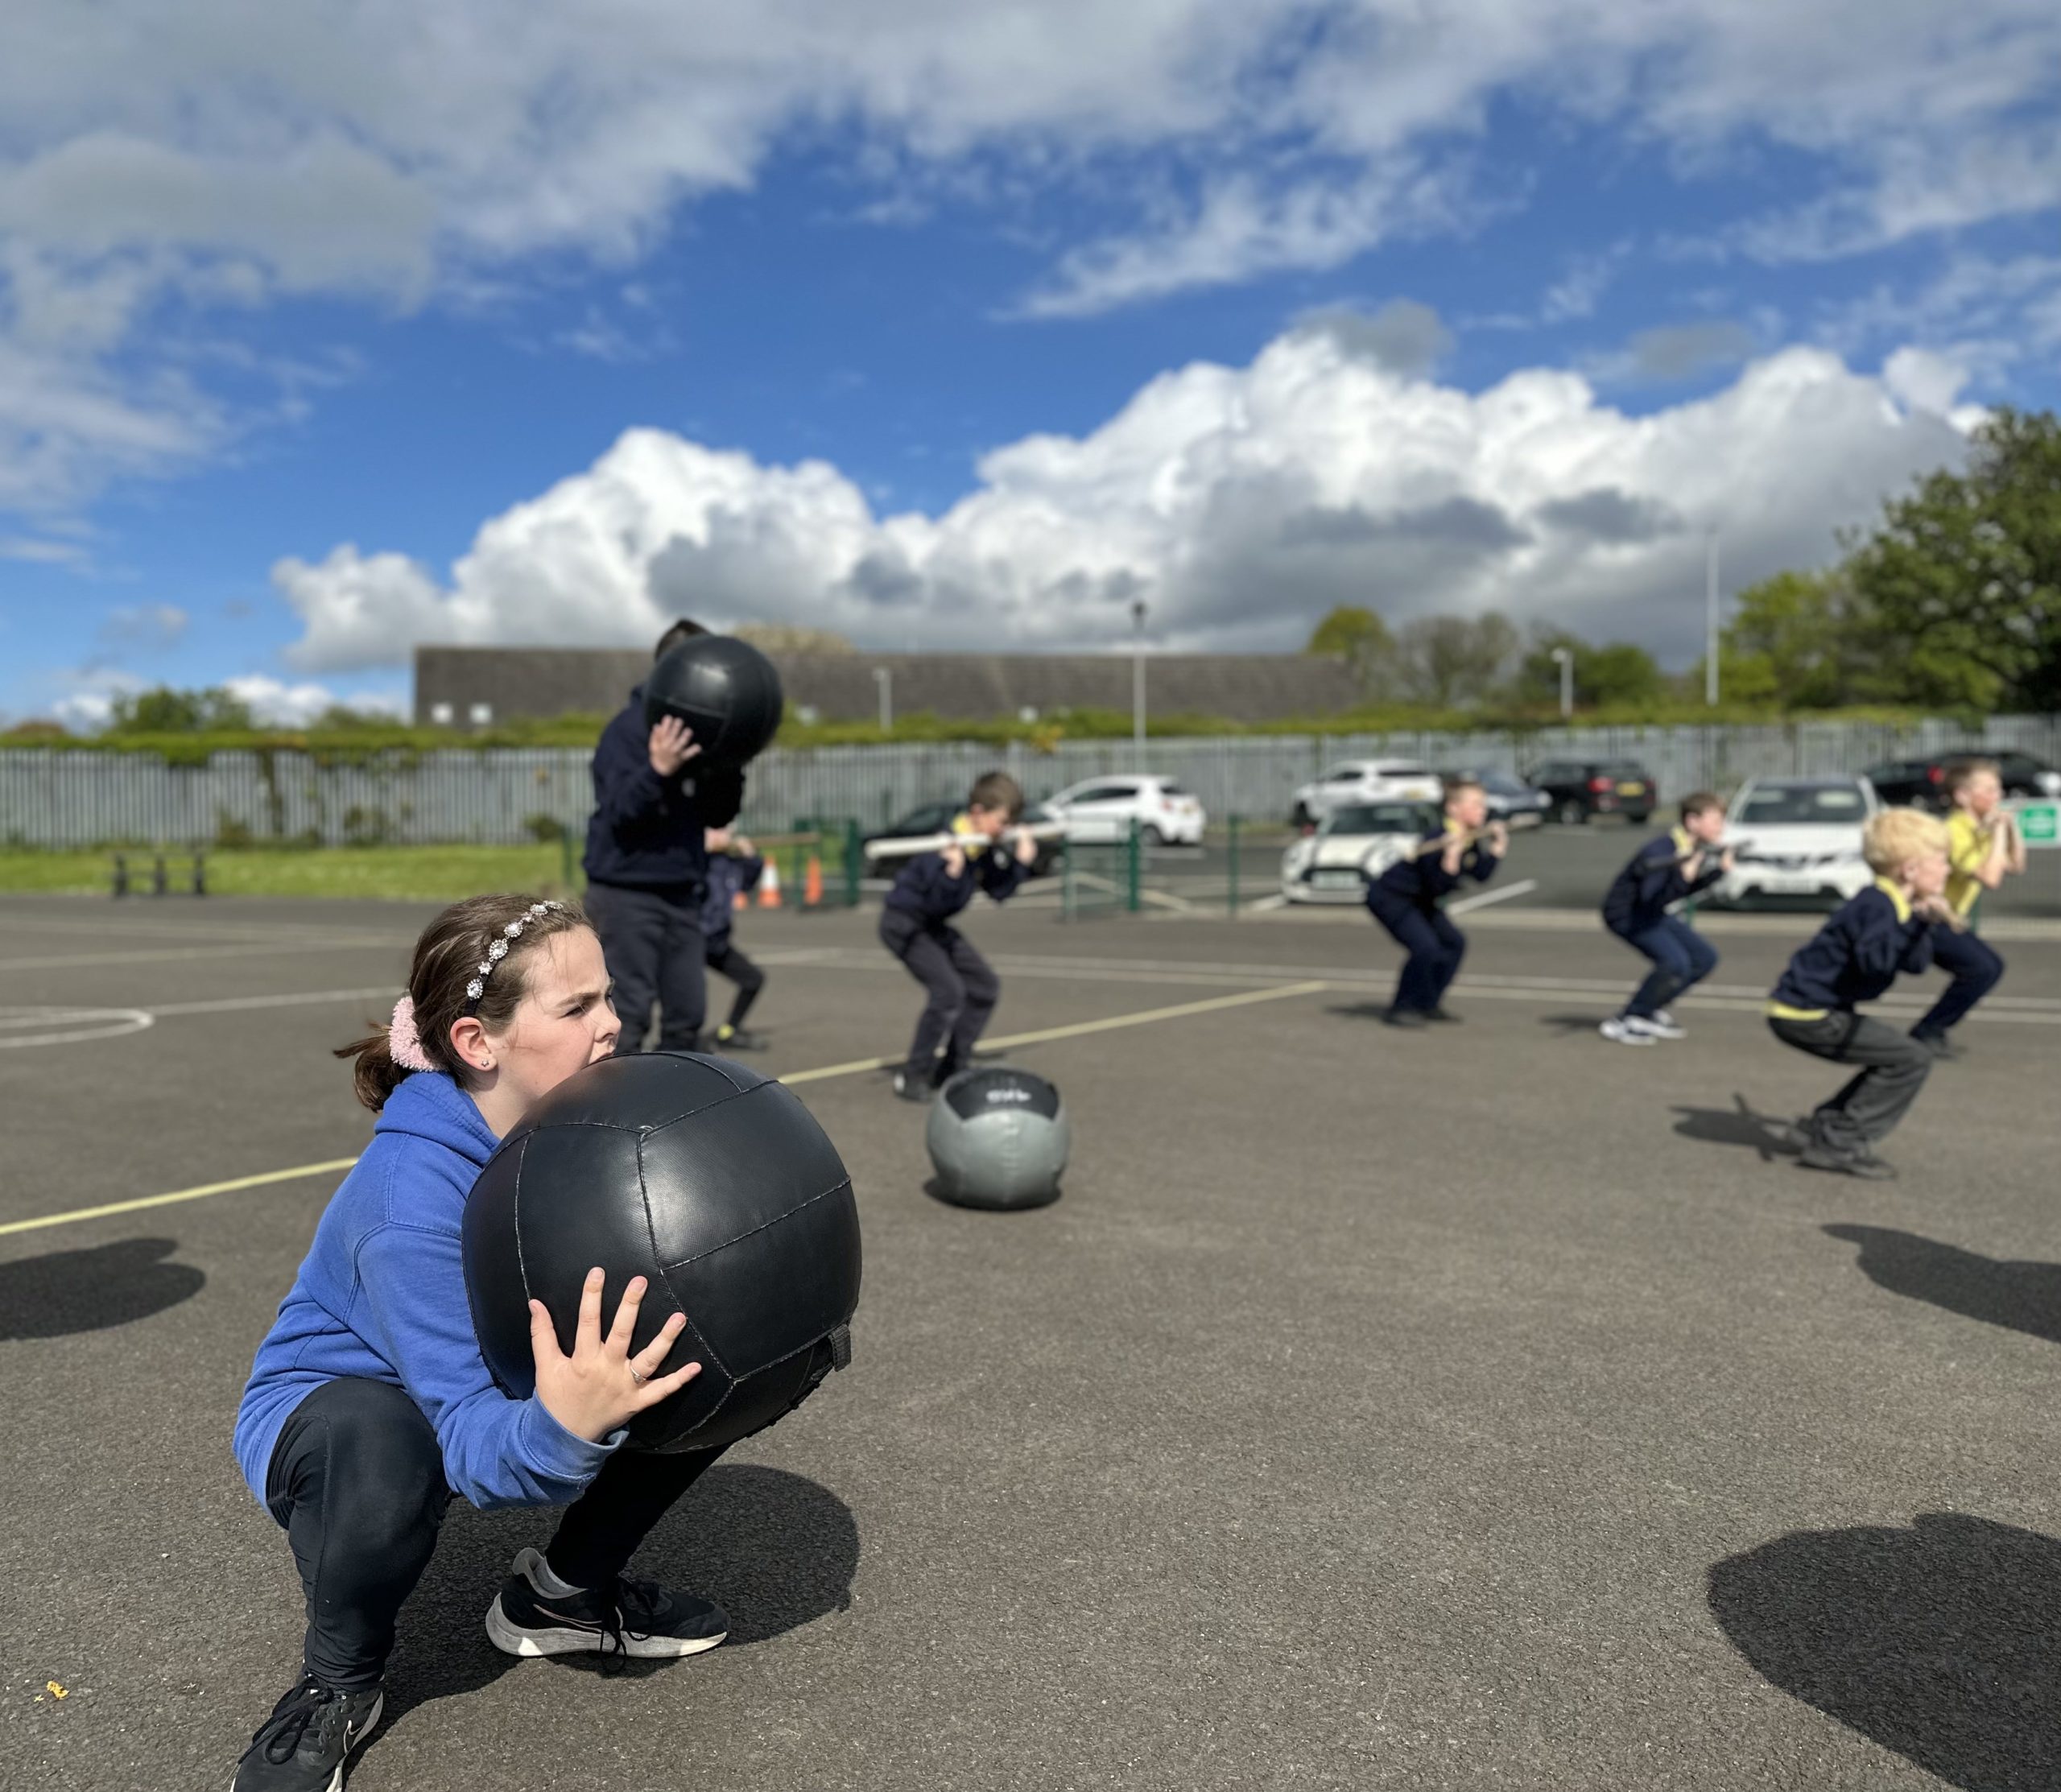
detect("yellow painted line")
[0,1158,362,1238]
[0,979,1328,1237]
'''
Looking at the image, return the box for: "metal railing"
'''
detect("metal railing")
[3,717,2055,849]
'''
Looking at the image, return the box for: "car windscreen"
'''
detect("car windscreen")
[1323,803,1427,835]
[1737,784,1867,824]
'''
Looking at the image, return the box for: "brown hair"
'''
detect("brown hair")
[654,617,708,659]
[1679,791,1724,822]
[1441,776,1485,805]
[969,770,1025,818]
[336,892,593,1112]
[1944,756,1999,797]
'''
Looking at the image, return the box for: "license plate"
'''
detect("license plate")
[1617,782,1644,795]
[1311,869,1361,888]
[1756,873,1816,892]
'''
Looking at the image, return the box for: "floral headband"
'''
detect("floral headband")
[464,902,565,1012]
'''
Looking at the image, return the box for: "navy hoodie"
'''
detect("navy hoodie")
[234,1071,619,1509]
[884,826,1026,924]
[581,687,746,891]
[1602,827,1725,935]
[700,850,766,949]
[1369,824,1497,910]
[1769,880,1936,1016]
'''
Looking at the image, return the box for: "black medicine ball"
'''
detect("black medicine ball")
[464,1053,861,1452]
[642,635,784,769]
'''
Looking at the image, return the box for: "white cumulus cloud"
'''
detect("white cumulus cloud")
[273,327,1976,671]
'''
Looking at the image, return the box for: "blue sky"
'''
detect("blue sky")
[3,2,2058,725]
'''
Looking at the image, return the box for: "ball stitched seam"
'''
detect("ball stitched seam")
[655,1178,854,1273]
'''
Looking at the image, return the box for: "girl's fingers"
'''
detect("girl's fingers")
[627,1311,688,1378]
[634,1360,703,1407]
[527,1299,564,1364]
[605,1275,649,1353]
[575,1266,606,1349]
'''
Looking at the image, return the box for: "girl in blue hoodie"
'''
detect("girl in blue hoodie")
[231,893,724,1792]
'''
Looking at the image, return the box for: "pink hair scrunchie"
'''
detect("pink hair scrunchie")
[387,995,435,1074]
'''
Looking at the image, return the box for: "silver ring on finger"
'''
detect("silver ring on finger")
[630,1365,649,1385]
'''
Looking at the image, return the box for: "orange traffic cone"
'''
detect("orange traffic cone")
[758,860,783,907]
[803,854,824,908]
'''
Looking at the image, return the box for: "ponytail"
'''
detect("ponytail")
[334,1026,410,1113]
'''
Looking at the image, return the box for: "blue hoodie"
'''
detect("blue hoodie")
[233,1071,620,1509]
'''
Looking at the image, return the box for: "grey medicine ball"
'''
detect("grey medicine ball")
[924,1065,1070,1211]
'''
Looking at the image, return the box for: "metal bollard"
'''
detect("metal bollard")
[151,854,169,897]
[112,853,129,898]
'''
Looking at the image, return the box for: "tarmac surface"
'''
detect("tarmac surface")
[4,882,2059,1791]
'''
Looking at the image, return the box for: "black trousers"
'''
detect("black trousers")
[1367,896,1464,1015]
[1912,925,2004,1040]
[704,939,765,1030]
[879,907,998,1081]
[1768,1012,1934,1154]
[585,881,707,1051]
[265,1378,722,1691]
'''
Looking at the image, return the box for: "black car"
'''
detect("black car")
[1862,751,2061,811]
[1527,758,1658,824]
[863,799,1061,877]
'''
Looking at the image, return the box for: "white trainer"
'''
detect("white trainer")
[1600,1017,1657,1046]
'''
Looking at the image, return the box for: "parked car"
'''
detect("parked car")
[1529,759,1657,825]
[864,799,1062,877]
[1862,750,2061,811]
[1290,758,1442,828]
[1280,801,1436,904]
[1444,767,1550,826]
[1043,775,1206,847]
[1711,776,1881,908]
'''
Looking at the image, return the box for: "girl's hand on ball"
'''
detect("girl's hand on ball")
[529,1268,701,1443]
[647,716,701,778]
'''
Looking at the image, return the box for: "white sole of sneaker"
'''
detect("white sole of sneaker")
[484,1597,727,1660]
[228,1692,381,1792]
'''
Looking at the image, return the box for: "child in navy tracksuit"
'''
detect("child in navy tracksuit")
[230,894,726,1792]
[1598,792,1732,1045]
[702,826,768,1052]
[1766,807,1952,1179]
[1365,778,1506,1026]
[880,770,1036,1100]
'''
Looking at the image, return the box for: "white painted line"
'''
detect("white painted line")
[1446,878,1539,917]
[0,1005,155,1049]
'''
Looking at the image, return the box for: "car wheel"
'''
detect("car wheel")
[1142,823,1169,848]
[1557,799,1586,826]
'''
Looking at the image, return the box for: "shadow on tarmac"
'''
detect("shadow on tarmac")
[1670,1099,1805,1162]
[0,1237,204,1339]
[1824,1225,2061,1346]
[381,1464,859,1726]
[1708,1513,2061,1791]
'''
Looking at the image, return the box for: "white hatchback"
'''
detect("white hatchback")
[1291,758,1443,827]
[1043,774,1207,846]
[1712,777,1881,907]
[1281,800,1436,903]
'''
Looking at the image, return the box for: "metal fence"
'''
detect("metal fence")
[3,716,2058,849]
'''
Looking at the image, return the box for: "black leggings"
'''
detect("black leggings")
[704,940,766,1030]
[266,1378,722,1690]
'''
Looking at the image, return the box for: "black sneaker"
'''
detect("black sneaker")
[714,1026,767,1052]
[1798,1142,1897,1181]
[232,1676,382,1792]
[1380,1008,1430,1028]
[485,1546,729,1663]
[891,1070,933,1103]
[1426,1006,1462,1023]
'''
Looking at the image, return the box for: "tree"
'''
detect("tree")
[1845,407,2061,711]
[1514,627,1665,712]
[1394,612,1519,708]
[109,686,255,733]
[1709,568,1878,710]
[1304,605,1397,695]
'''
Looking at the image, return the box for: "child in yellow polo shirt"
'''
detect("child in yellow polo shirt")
[1909,758,2023,1059]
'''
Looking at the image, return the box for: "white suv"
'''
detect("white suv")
[1291,759,1442,827]
[1043,775,1206,846]
[1712,777,1881,908]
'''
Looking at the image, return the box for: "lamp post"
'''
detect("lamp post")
[1550,646,1574,721]
[873,666,892,733]
[1705,531,1721,708]
[1130,599,1148,769]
